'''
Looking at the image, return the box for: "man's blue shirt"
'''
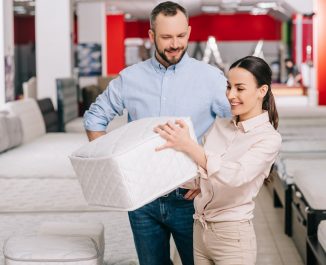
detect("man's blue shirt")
[84,53,231,142]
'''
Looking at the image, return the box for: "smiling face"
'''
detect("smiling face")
[148,10,191,67]
[226,67,267,121]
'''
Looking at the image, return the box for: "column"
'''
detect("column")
[35,0,73,108]
[106,13,125,75]
[314,0,326,105]
[0,0,14,105]
[77,1,106,76]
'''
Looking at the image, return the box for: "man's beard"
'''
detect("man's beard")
[154,38,187,66]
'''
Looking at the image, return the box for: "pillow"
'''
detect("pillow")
[0,113,10,152]
[3,99,45,143]
[5,114,23,148]
[70,117,198,211]
[0,112,23,153]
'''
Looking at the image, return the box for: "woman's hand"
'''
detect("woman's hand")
[154,119,193,152]
[154,119,207,170]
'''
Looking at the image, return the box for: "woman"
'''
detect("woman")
[154,56,282,265]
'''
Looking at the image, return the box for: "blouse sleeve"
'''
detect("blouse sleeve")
[198,134,282,187]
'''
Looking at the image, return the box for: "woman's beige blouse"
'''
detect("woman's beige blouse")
[194,112,282,224]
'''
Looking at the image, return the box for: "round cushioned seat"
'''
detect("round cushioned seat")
[4,235,100,265]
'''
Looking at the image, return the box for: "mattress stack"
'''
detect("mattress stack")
[318,221,326,253]
[293,167,326,211]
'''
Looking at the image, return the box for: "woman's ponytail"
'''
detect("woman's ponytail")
[263,87,279,129]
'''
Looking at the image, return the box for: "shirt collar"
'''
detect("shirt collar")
[231,111,270,133]
[151,52,190,73]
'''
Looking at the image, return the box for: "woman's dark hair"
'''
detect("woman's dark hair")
[150,1,188,30]
[229,56,279,129]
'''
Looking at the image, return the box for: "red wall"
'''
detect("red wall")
[14,16,79,45]
[14,16,35,44]
[125,20,150,39]
[189,14,281,41]
[316,0,326,105]
[125,14,282,41]
[106,14,125,75]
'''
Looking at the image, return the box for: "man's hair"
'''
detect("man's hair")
[150,1,188,30]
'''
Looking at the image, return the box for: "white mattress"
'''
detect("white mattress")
[66,111,128,133]
[275,140,326,184]
[279,126,326,141]
[71,117,198,211]
[280,140,326,155]
[0,133,87,179]
[275,158,326,184]
[318,221,326,253]
[0,178,106,212]
[294,165,326,210]
[278,109,326,127]
[278,106,326,118]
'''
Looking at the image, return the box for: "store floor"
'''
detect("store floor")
[254,186,303,265]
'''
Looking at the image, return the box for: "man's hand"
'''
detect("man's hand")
[184,188,201,200]
[86,130,106,142]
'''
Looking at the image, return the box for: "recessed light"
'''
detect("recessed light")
[201,6,220,13]
[257,2,277,9]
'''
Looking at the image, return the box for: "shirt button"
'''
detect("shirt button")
[163,97,166,101]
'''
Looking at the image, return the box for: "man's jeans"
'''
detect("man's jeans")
[128,188,195,265]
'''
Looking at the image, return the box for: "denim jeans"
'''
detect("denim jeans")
[128,188,195,265]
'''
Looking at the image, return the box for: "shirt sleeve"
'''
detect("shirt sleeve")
[198,134,282,187]
[83,76,124,131]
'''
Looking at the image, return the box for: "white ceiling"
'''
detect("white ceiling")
[98,0,313,21]
[14,0,314,20]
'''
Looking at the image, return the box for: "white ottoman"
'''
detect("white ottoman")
[37,222,104,265]
[3,235,100,265]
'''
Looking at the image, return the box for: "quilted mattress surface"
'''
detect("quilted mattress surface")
[294,164,326,210]
[71,117,198,211]
[0,133,87,179]
[279,126,326,141]
[318,221,326,253]
[0,178,108,212]
[278,106,326,118]
[280,140,326,155]
[275,158,326,184]
[66,110,128,133]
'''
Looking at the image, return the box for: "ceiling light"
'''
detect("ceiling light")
[251,8,268,15]
[201,6,220,13]
[237,5,254,12]
[14,6,26,12]
[221,0,241,3]
[124,13,132,19]
[257,2,277,9]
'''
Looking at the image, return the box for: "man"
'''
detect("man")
[84,2,230,265]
